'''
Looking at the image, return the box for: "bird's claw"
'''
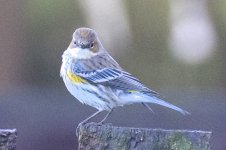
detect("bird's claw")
[96,121,104,126]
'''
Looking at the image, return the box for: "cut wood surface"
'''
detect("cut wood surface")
[78,123,211,150]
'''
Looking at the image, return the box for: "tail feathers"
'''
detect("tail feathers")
[144,96,190,115]
[120,92,189,115]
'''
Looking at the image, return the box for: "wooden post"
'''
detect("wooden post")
[0,129,17,150]
[78,123,211,150]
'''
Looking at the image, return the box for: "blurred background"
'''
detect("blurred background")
[0,0,225,149]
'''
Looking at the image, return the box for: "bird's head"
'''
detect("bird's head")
[67,27,104,59]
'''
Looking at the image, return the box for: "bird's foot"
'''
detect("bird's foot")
[96,121,113,126]
[96,121,104,126]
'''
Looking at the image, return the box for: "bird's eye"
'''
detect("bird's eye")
[90,43,94,48]
[74,41,76,45]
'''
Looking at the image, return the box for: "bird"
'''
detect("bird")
[60,27,189,129]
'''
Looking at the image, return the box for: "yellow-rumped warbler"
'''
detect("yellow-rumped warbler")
[60,27,189,126]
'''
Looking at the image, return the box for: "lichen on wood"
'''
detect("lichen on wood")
[78,123,211,150]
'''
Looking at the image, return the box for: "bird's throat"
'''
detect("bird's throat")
[68,48,96,59]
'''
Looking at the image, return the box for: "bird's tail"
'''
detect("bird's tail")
[143,96,190,115]
[120,92,190,115]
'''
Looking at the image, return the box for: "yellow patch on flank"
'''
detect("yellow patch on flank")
[67,70,87,84]
[128,90,138,93]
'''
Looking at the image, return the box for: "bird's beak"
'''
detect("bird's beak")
[79,44,86,49]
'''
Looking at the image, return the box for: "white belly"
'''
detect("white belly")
[63,77,114,111]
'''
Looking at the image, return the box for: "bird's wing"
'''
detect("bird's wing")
[71,52,159,96]
[103,70,159,96]
[74,68,123,83]
[72,66,159,96]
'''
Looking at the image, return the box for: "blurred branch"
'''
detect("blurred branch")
[0,129,17,150]
[78,123,211,150]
